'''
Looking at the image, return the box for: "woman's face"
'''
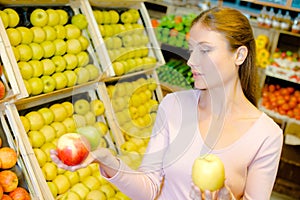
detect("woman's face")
[187,22,238,90]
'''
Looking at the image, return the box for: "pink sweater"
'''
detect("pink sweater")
[104,90,283,200]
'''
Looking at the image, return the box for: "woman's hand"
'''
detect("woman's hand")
[50,147,120,172]
[190,182,235,200]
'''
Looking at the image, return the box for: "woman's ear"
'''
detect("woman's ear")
[235,46,248,66]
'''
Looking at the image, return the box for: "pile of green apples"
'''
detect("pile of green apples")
[18,97,130,199]
[106,77,158,169]
[154,13,197,49]
[92,8,157,76]
[0,7,100,96]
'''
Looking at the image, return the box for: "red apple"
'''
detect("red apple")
[56,133,90,166]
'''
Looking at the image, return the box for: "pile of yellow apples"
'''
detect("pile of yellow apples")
[19,97,130,199]
[255,34,270,69]
[107,77,158,169]
[92,8,157,76]
[0,7,100,96]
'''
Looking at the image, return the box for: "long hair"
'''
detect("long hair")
[192,7,257,106]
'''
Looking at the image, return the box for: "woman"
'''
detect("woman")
[51,7,283,199]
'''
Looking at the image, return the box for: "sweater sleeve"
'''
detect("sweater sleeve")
[100,94,174,200]
[243,120,283,200]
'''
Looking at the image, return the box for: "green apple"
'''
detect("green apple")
[65,24,81,39]
[71,13,88,30]
[47,181,58,198]
[56,9,69,25]
[16,44,33,61]
[16,26,33,44]
[53,174,71,195]
[72,114,86,128]
[99,184,115,198]
[66,38,82,54]
[46,8,60,26]
[50,121,67,138]
[74,67,90,84]
[18,61,33,80]
[41,40,55,58]
[40,124,56,142]
[62,117,76,133]
[53,39,67,56]
[33,148,47,167]
[61,101,74,117]
[82,176,100,190]
[78,35,90,51]
[76,51,89,67]
[25,111,45,131]
[109,10,119,24]
[53,24,66,40]
[52,55,67,72]
[64,170,80,186]
[121,11,133,24]
[70,183,89,199]
[42,162,57,181]
[6,28,22,47]
[27,77,44,95]
[0,10,9,28]
[50,103,68,122]
[52,72,68,90]
[30,26,46,43]
[29,58,44,77]
[38,107,54,125]
[86,190,106,200]
[43,25,57,41]
[93,10,103,24]
[63,53,78,70]
[3,8,19,28]
[41,59,56,76]
[41,75,56,93]
[74,99,90,115]
[30,8,49,27]
[192,154,225,192]
[29,43,44,60]
[77,123,99,149]
[63,70,77,87]
[28,130,45,148]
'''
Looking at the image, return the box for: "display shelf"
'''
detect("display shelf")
[13,86,117,199]
[1,103,44,199]
[240,0,300,12]
[0,0,104,102]
[88,1,166,78]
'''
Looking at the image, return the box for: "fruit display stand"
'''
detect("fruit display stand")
[0,103,43,199]
[0,0,104,99]
[12,83,121,199]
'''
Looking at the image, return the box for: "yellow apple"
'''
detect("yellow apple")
[3,8,19,28]
[30,26,46,43]
[94,121,108,136]
[42,162,57,181]
[192,154,225,192]
[62,117,76,133]
[28,130,46,148]
[53,174,71,195]
[56,9,68,25]
[20,116,30,133]
[50,121,67,138]
[6,28,21,46]
[38,107,54,125]
[61,191,80,200]
[41,142,57,161]
[74,99,90,115]
[86,190,106,200]
[82,176,100,190]
[40,125,57,143]
[0,10,9,28]
[64,170,80,186]
[70,183,89,199]
[77,166,92,182]
[16,26,33,44]
[33,148,47,167]
[99,184,115,198]
[16,44,33,61]
[25,111,45,131]
[61,101,74,117]
[90,99,105,116]
[50,103,68,122]
[47,181,58,198]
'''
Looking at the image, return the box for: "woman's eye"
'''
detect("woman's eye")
[200,49,210,53]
